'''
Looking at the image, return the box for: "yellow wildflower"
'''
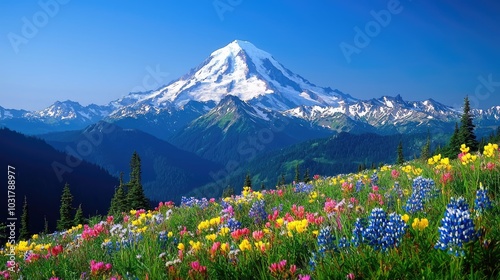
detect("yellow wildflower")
[412,168,423,176]
[242,187,251,196]
[209,217,221,226]
[254,191,264,200]
[197,220,210,231]
[460,144,470,153]
[221,242,230,253]
[177,243,184,251]
[483,143,499,158]
[254,241,269,252]
[412,218,429,231]
[205,234,217,241]
[189,240,201,252]
[401,214,409,223]
[309,191,318,203]
[239,239,252,251]
[219,227,230,236]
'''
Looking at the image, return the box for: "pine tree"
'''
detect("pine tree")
[0,223,6,240]
[445,122,460,158]
[19,196,30,240]
[244,173,252,189]
[303,168,311,182]
[396,141,405,165]
[222,186,234,198]
[127,152,149,210]
[74,204,85,226]
[294,164,300,182]
[43,216,49,234]
[280,174,286,186]
[109,172,128,216]
[458,96,479,151]
[420,131,431,160]
[57,183,74,231]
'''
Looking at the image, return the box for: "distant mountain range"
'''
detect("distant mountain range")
[2,40,499,140]
[38,122,223,202]
[2,40,499,203]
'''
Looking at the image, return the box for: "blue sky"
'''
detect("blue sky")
[1,0,500,111]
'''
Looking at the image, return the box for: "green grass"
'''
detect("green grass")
[1,144,500,279]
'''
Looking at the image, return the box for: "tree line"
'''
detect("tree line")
[13,151,149,239]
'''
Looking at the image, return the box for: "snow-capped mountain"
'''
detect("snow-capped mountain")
[2,40,499,139]
[28,100,113,122]
[114,40,356,113]
[284,95,463,134]
[0,106,28,120]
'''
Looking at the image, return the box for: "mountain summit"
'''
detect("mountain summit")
[1,40,499,138]
[130,40,355,111]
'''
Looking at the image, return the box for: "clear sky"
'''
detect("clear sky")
[1,0,500,111]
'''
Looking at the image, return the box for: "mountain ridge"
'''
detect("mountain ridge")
[1,40,499,138]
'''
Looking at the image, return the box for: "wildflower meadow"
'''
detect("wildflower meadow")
[1,143,499,279]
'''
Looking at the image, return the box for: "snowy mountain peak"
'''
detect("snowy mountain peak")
[122,40,353,113]
[211,40,272,62]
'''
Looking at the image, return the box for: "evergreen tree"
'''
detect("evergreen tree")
[0,223,6,240]
[294,164,300,182]
[358,162,366,172]
[57,183,74,231]
[244,173,252,188]
[396,141,405,165]
[43,216,49,234]
[458,96,478,151]
[420,131,431,160]
[74,204,85,226]
[222,186,234,198]
[280,174,286,186]
[303,168,311,182]
[445,123,461,158]
[127,152,149,210]
[109,172,128,216]
[19,196,30,240]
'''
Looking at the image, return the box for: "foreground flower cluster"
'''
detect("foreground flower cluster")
[1,143,499,279]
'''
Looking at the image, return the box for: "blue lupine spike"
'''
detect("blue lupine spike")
[435,197,479,256]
